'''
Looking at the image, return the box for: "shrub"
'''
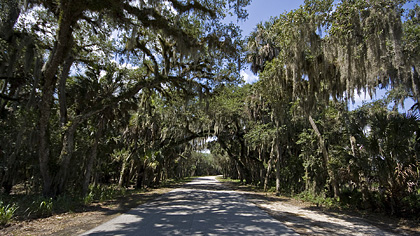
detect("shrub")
[296,191,338,208]
[54,195,79,213]
[25,197,53,218]
[0,201,17,226]
[83,192,95,205]
[86,184,127,203]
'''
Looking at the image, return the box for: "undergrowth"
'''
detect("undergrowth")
[0,201,17,226]
[294,191,339,209]
[0,176,193,225]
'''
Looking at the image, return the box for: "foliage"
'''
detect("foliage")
[248,0,418,109]
[232,0,420,217]
[0,176,194,223]
[1,0,420,223]
[0,201,17,226]
[85,184,127,203]
[296,191,338,209]
[0,0,251,198]
[26,197,54,218]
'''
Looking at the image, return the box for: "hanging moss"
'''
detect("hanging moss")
[247,0,417,114]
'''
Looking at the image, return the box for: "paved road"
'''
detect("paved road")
[80,176,298,235]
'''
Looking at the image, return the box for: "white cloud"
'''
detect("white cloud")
[353,90,373,104]
[241,69,259,84]
[348,89,374,110]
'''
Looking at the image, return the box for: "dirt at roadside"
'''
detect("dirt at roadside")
[1,180,419,236]
[0,188,173,236]
[225,182,420,236]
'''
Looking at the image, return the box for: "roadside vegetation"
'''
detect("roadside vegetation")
[0,177,195,228]
[1,0,419,230]
[211,0,420,219]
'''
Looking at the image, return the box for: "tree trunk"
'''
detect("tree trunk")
[49,53,76,196]
[83,121,103,195]
[236,162,243,183]
[264,142,275,192]
[305,166,309,191]
[136,159,146,189]
[118,156,129,188]
[308,115,339,198]
[275,138,281,195]
[154,162,163,186]
[0,0,20,41]
[128,159,136,185]
[275,158,281,194]
[38,3,82,196]
[1,130,24,194]
[258,147,264,187]
[411,56,420,102]
[218,139,251,183]
[0,80,9,114]
[38,75,56,196]
[53,121,78,195]
[59,55,73,128]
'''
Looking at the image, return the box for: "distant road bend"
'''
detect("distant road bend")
[80,176,298,235]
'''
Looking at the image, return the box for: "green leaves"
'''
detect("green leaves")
[0,201,17,226]
[247,0,418,113]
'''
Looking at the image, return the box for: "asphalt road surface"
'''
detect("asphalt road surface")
[80,176,298,236]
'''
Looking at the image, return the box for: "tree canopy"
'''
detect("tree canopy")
[1,0,419,217]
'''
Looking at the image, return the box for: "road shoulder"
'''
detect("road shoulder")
[221,181,419,236]
[1,187,175,236]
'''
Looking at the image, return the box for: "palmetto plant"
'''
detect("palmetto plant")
[0,201,17,226]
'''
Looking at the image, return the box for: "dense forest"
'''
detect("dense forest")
[1,0,419,218]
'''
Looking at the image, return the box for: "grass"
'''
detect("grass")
[159,176,197,187]
[215,176,242,183]
[216,176,266,193]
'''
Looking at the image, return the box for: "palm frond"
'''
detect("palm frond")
[408,102,420,121]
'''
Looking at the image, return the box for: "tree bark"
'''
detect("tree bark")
[218,139,251,183]
[118,155,129,188]
[83,120,103,195]
[53,120,79,195]
[154,162,162,186]
[0,0,20,41]
[305,165,309,191]
[1,131,23,194]
[264,142,275,192]
[59,55,74,128]
[38,2,82,196]
[136,159,146,189]
[275,138,281,195]
[308,115,339,198]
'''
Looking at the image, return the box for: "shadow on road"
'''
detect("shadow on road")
[81,176,297,236]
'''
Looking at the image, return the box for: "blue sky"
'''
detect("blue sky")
[239,0,305,35]
[232,0,306,84]
[230,0,415,111]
